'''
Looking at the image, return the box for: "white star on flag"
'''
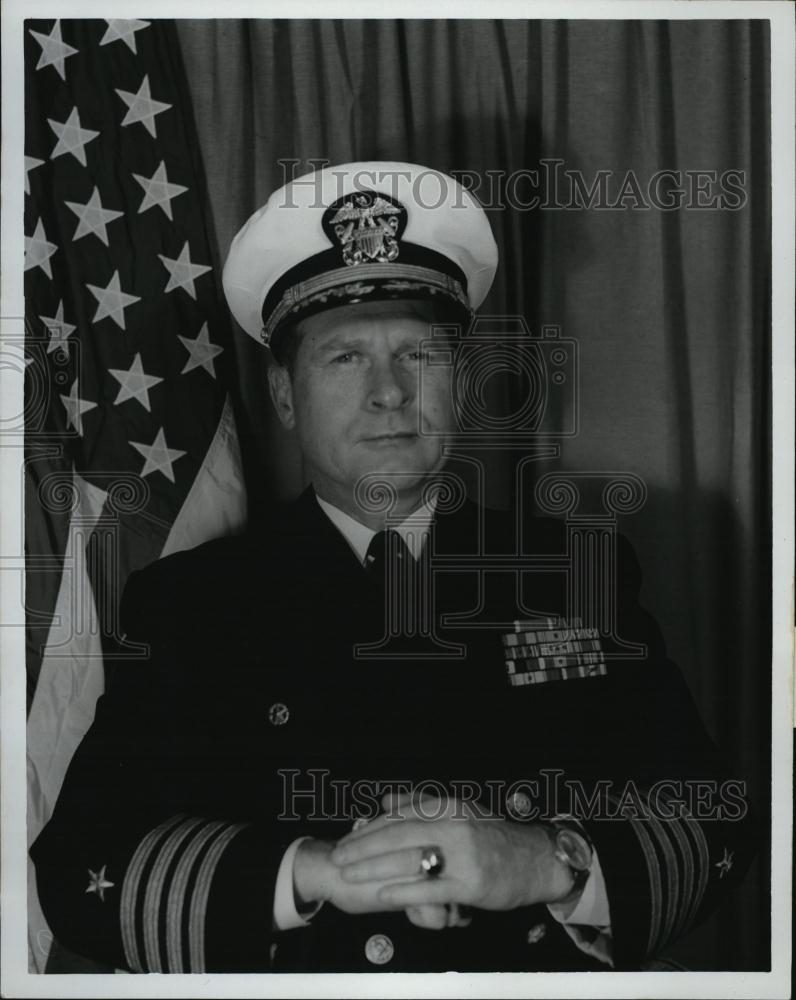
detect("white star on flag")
[108,353,163,412]
[133,160,188,220]
[159,241,212,300]
[65,187,124,247]
[25,156,44,195]
[130,427,186,482]
[115,75,172,139]
[48,108,100,167]
[100,19,151,54]
[25,219,58,278]
[85,865,115,902]
[86,270,141,330]
[179,322,224,378]
[40,301,77,354]
[60,379,97,435]
[29,20,78,81]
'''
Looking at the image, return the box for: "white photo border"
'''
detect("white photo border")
[2,2,792,997]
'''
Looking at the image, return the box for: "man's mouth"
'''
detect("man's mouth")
[363,432,417,443]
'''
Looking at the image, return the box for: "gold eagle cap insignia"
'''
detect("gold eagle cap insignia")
[323,190,407,266]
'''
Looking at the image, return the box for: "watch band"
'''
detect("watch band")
[542,818,594,893]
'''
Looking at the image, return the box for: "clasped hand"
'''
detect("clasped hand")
[295,793,574,931]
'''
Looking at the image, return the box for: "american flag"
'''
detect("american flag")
[24,19,247,971]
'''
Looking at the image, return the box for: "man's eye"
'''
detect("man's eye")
[405,350,428,363]
[332,351,359,364]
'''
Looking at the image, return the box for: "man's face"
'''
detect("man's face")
[268,299,456,509]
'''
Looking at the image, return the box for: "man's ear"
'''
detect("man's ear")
[267,363,296,430]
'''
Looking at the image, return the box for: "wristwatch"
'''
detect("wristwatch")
[542,817,594,893]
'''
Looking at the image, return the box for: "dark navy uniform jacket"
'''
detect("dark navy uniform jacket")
[31,488,756,973]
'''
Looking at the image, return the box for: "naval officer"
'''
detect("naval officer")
[31,162,755,973]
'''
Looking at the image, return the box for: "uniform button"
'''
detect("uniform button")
[365,933,394,965]
[268,702,290,725]
[508,791,533,817]
[527,922,547,944]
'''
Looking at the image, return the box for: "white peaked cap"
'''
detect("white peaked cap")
[222,161,498,348]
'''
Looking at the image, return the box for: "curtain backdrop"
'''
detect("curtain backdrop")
[175,19,770,970]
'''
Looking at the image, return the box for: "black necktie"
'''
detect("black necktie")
[364,529,413,586]
[365,530,427,638]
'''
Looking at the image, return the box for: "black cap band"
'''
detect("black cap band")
[260,243,470,349]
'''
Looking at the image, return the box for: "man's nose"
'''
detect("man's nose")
[366,359,412,410]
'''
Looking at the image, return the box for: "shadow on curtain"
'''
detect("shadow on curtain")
[176,18,771,971]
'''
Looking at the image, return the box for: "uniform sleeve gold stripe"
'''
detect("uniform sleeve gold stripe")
[643,811,681,952]
[142,817,206,972]
[610,788,712,959]
[606,793,663,958]
[165,820,226,973]
[121,814,187,972]
[188,823,246,973]
[626,817,664,957]
[654,801,700,947]
[659,815,694,944]
[676,810,710,933]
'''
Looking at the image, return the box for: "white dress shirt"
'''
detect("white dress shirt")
[272,494,614,966]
